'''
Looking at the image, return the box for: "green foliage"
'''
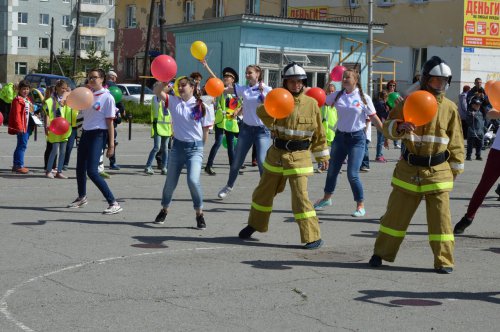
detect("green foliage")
[123,101,151,124]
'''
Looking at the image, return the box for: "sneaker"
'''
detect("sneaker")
[251,159,258,167]
[465,156,472,161]
[352,208,366,217]
[453,215,473,234]
[196,214,206,229]
[62,165,69,171]
[68,196,88,208]
[435,266,453,274]
[109,164,121,170]
[495,185,500,197]
[394,144,401,149]
[204,166,216,176]
[239,225,256,239]
[240,165,247,169]
[13,167,29,174]
[99,171,110,179]
[218,185,232,199]
[161,168,167,175]
[154,209,167,224]
[369,255,382,267]
[238,170,244,175]
[375,156,387,163]
[313,198,332,209]
[360,166,370,172]
[144,167,154,175]
[103,203,122,215]
[476,156,483,161]
[55,172,68,179]
[46,171,55,179]
[303,239,324,250]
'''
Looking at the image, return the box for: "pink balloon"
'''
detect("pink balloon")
[0,112,3,125]
[49,117,70,135]
[151,55,178,82]
[66,87,94,110]
[330,65,347,82]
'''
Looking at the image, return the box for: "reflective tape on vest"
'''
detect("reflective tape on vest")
[387,120,398,135]
[404,133,450,145]
[263,162,313,176]
[379,225,406,238]
[391,177,453,193]
[251,201,272,212]
[275,126,313,137]
[294,210,316,220]
[428,234,454,242]
[263,162,283,173]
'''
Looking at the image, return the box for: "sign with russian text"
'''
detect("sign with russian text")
[288,6,328,20]
[463,0,500,48]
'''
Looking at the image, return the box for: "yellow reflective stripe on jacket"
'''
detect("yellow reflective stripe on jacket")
[251,201,272,212]
[379,225,406,238]
[283,167,314,176]
[404,133,450,145]
[274,126,313,137]
[429,234,454,242]
[392,177,454,193]
[294,210,316,220]
[263,162,283,173]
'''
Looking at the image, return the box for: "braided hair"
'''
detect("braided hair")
[333,69,368,106]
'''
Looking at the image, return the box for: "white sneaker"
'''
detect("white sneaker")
[144,166,154,175]
[161,167,167,175]
[218,185,232,199]
[103,203,123,215]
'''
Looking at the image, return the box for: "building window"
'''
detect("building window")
[62,38,70,51]
[280,0,288,17]
[81,16,97,27]
[39,37,49,49]
[378,0,394,6]
[109,0,115,5]
[15,62,28,75]
[127,5,136,28]
[18,36,28,48]
[126,58,135,78]
[347,0,360,8]
[184,1,195,22]
[246,0,260,14]
[82,0,105,4]
[62,15,70,27]
[63,0,70,3]
[80,35,104,51]
[18,12,28,24]
[39,13,50,25]
[108,18,115,29]
[108,41,114,52]
[213,0,224,17]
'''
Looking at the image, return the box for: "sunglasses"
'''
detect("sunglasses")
[88,76,101,80]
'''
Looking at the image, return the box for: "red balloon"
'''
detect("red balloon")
[264,88,295,119]
[0,112,3,126]
[205,78,224,97]
[330,65,347,82]
[151,55,177,82]
[49,117,70,135]
[305,87,326,107]
[403,90,438,127]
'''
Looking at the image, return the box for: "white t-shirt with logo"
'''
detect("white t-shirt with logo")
[81,88,116,131]
[325,88,376,133]
[235,83,272,127]
[167,95,210,142]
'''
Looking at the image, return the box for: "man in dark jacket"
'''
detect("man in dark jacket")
[466,98,485,160]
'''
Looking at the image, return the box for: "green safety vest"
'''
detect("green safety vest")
[321,105,338,145]
[151,96,172,137]
[44,96,72,143]
[214,93,240,133]
[0,83,15,103]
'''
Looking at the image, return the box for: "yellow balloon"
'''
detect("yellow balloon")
[190,41,208,60]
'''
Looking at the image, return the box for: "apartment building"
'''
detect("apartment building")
[0,0,115,83]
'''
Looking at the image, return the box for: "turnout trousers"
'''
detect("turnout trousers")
[247,169,321,244]
[373,188,454,269]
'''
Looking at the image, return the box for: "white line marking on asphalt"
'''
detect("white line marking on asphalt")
[0,246,241,331]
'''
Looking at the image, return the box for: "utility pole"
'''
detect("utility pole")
[49,17,54,74]
[367,0,374,97]
[159,0,167,54]
[140,0,155,104]
[72,0,81,77]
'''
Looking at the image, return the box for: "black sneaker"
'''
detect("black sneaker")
[476,156,483,161]
[303,239,324,250]
[154,209,167,224]
[196,214,206,229]
[453,215,473,234]
[239,225,256,239]
[466,156,472,161]
[435,266,453,274]
[369,255,382,267]
[495,185,500,197]
[204,166,216,176]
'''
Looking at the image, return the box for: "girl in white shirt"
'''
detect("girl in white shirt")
[314,69,383,217]
[154,76,210,229]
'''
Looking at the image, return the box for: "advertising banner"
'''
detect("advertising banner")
[463,0,500,48]
[288,6,328,20]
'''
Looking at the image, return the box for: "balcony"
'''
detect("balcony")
[78,49,103,59]
[79,26,108,37]
[81,1,107,14]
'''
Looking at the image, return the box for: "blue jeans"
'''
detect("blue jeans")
[161,138,204,210]
[206,126,235,168]
[146,134,170,168]
[376,130,385,158]
[47,141,67,173]
[13,132,30,168]
[76,129,116,204]
[64,127,77,167]
[324,130,366,202]
[361,139,370,168]
[226,122,271,188]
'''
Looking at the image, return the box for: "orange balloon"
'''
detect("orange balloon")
[487,81,500,108]
[484,80,495,96]
[263,88,295,119]
[205,78,224,97]
[66,87,94,110]
[403,90,438,126]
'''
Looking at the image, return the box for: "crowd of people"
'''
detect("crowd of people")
[2,55,499,273]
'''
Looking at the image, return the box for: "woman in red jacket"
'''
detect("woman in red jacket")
[8,80,32,174]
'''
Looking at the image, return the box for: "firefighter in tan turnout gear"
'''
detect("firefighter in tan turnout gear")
[238,62,330,249]
[369,56,465,273]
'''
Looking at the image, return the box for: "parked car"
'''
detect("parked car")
[116,84,155,105]
[24,73,76,90]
